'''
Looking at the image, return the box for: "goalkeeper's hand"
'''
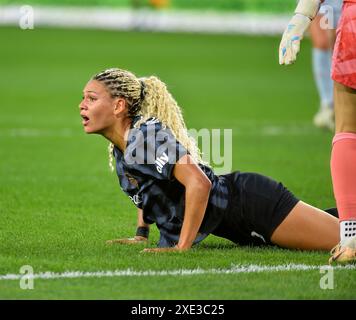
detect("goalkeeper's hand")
[279,14,311,65]
[106,235,148,245]
[279,0,322,65]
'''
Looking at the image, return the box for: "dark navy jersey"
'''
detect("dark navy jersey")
[113,116,231,247]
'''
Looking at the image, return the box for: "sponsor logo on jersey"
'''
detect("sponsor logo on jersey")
[129,194,142,206]
[155,152,169,173]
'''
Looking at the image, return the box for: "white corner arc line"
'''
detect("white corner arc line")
[0,264,355,281]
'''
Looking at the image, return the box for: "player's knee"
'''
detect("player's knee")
[335,122,356,134]
[334,85,356,133]
[335,109,356,133]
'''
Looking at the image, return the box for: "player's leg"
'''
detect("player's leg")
[329,83,356,262]
[310,14,334,130]
[329,2,356,263]
[333,82,356,133]
[270,201,339,250]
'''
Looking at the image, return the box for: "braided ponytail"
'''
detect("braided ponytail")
[91,68,207,171]
[136,76,207,166]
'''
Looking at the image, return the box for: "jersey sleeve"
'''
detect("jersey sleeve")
[124,119,188,180]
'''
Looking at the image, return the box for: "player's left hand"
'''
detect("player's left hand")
[279,14,311,65]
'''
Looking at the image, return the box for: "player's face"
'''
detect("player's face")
[80,80,117,134]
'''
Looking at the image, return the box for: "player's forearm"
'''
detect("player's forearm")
[177,180,211,250]
[136,208,150,239]
[137,208,149,228]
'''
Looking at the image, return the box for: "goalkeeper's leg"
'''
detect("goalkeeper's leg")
[329,83,356,264]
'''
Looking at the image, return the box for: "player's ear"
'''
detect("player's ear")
[113,98,127,116]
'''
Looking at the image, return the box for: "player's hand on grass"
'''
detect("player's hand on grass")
[141,246,187,253]
[279,14,311,65]
[106,235,148,245]
[107,224,150,245]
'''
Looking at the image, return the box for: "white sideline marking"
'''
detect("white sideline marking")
[1,264,355,281]
[0,5,290,35]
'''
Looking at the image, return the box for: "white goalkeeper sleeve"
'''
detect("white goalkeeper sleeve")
[279,0,322,65]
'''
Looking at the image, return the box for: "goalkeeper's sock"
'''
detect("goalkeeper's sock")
[331,133,356,241]
[312,48,333,108]
[340,221,356,243]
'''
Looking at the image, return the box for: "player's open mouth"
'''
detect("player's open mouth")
[81,115,90,126]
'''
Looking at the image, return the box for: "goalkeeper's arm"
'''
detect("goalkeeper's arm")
[279,0,324,65]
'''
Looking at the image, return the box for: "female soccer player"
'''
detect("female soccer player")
[80,68,339,254]
[279,0,356,263]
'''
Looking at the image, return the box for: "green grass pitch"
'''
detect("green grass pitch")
[0,26,355,299]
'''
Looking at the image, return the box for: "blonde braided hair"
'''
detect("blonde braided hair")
[92,68,207,171]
